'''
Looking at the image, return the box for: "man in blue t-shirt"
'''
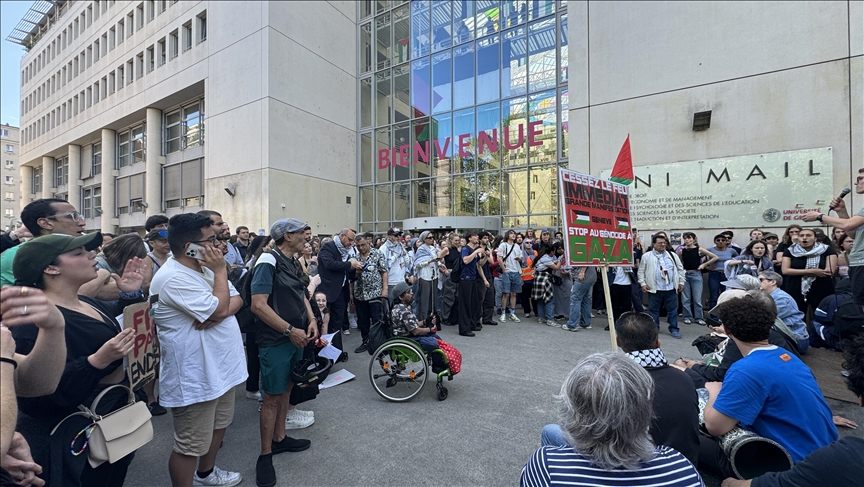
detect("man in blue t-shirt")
[456,231,487,337]
[700,290,837,479]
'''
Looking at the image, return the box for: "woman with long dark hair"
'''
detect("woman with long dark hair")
[781,228,837,314]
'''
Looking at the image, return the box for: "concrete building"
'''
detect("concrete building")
[11,1,862,240]
[10,0,356,235]
[1,124,21,231]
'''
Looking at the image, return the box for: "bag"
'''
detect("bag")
[51,385,153,468]
[435,339,462,374]
[367,298,393,354]
[233,267,258,333]
[833,296,864,338]
[550,274,563,286]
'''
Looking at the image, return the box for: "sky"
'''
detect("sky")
[1,1,33,128]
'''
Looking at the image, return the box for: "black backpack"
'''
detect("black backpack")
[833,296,864,338]
[232,266,258,333]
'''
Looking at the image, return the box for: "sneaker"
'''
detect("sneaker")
[683,318,692,325]
[525,312,532,318]
[545,319,559,327]
[562,324,578,332]
[271,435,311,454]
[581,325,592,330]
[148,401,167,416]
[354,342,368,353]
[193,466,242,487]
[292,408,314,418]
[697,319,707,326]
[538,318,546,324]
[509,314,521,323]
[285,408,314,429]
[256,455,276,487]
[245,391,262,401]
[591,313,596,318]
[499,313,507,323]
[342,329,350,335]
[670,330,682,339]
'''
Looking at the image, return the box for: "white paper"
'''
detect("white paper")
[318,368,355,390]
[317,333,342,362]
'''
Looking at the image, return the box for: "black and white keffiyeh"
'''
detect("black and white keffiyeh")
[788,242,828,297]
[625,348,669,368]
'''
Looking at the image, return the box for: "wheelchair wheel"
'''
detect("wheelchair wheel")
[436,383,448,401]
[369,339,428,402]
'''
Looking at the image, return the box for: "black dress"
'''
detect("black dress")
[782,247,836,314]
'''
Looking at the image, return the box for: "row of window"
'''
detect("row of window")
[22,12,207,146]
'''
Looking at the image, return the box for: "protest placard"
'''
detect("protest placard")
[123,301,159,391]
[558,169,634,267]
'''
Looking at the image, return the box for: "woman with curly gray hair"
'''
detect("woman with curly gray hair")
[521,352,703,487]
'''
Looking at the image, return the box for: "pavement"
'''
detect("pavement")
[125,312,864,487]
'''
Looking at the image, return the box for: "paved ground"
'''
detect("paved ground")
[125,313,863,487]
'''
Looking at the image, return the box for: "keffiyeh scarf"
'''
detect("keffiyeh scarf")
[625,348,669,368]
[788,242,828,297]
[333,234,351,261]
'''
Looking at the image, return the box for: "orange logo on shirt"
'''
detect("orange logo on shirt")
[779,354,791,362]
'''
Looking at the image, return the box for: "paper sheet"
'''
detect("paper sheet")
[319,368,355,390]
[317,333,342,362]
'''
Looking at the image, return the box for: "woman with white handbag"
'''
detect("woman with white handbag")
[10,232,150,487]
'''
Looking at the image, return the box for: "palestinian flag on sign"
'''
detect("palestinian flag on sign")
[617,218,629,230]
[572,210,591,226]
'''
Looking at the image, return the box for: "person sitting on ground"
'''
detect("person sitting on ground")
[809,277,864,351]
[699,291,837,479]
[721,333,864,487]
[522,352,703,487]
[757,271,809,352]
[390,281,441,354]
[542,312,700,466]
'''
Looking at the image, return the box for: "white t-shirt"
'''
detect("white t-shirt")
[149,257,248,408]
[497,242,523,273]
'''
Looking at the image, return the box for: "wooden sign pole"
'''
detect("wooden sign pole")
[600,260,617,352]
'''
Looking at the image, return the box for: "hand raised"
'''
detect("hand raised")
[91,328,135,368]
[0,286,65,330]
[111,257,146,293]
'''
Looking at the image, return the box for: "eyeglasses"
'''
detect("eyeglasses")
[758,277,774,282]
[190,236,218,245]
[47,211,84,222]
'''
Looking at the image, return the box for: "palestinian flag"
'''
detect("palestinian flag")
[617,218,629,230]
[572,210,591,226]
[609,134,633,185]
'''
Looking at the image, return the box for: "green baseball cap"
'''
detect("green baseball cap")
[13,232,103,287]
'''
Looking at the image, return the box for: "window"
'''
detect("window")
[169,30,179,59]
[159,0,166,14]
[164,110,180,153]
[3,209,12,218]
[182,102,203,148]
[4,145,13,153]
[101,33,108,56]
[109,27,116,50]
[127,59,134,84]
[197,11,207,42]
[118,131,130,167]
[94,40,100,61]
[93,82,100,104]
[54,156,69,186]
[182,21,192,52]
[127,12,134,37]
[93,142,102,174]
[32,167,42,194]
[147,46,155,72]
[116,174,144,215]
[4,192,13,200]
[101,76,108,99]
[136,4,144,29]
[118,124,145,168]
[86,87,92,108]
[157,38,166,66]
[118,20,125,44]
[82,186,101,218]
[163,159,203,208]
[4,176,14,185]
[4,160,13,168]
[136,53,144,79]
[147,1,155,22]
[109,71,116,94]
[87,46,92,67]
[117,65,124,89]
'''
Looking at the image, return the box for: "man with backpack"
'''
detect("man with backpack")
[809,277,864,351]
[249,218,318,487]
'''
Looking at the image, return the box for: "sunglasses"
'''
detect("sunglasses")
[155,230,168,238]
[758,277,774,282]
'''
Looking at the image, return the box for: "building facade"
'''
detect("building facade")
[1,124,21,231]
[13,1,863,239]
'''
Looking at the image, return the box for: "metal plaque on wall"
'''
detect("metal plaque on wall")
[600,148,833,229]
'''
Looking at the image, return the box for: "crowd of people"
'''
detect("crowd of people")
[0,168,862,487]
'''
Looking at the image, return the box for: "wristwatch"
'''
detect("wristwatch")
[283,324,294,336]
[816,214,824,222]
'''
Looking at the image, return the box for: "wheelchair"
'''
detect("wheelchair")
[369,337,454,401]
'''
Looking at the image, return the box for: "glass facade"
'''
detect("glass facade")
[357,0,568,233]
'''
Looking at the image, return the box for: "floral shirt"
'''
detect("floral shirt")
[391,302,419,338]
[353,248,388,301]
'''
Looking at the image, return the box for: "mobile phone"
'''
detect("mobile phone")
[185,242,207,261]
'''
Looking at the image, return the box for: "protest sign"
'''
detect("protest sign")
[123,301,159,391]
[559,169,633,266]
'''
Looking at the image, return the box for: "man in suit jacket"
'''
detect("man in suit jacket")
[318,228,363,334]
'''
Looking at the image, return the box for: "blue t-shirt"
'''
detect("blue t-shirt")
[709,246,739,271]
[713,346,837,462]
[460,246,478,280]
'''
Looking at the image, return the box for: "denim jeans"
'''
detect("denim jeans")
[682,270,704,320]
[707,271,725,314]
[648,289,680,331]
[537,296,555,320]
[567,279,593,328]
[540,424,568,447]
[494,276,503,315]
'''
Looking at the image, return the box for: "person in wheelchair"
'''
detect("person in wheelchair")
[390,281,441,353]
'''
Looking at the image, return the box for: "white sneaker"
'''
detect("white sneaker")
[292,408,314,418]
[285,408,314,429]
[342,329,350,335]
[245,391,261,400]
[193,466,242,487]
[499,314,507,323]
[545,319,559,327]
[538,318,546,324]
[509,314,521,323]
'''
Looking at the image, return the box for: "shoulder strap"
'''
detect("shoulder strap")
[503,244,515,261]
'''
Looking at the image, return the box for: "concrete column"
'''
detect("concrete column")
[145,107,163,216]
[67,144,82,210]
[19,165,33,208]
[41,156,54,199]
[100,128,116,233]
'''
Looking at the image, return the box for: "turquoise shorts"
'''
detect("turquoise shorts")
[259,340,303,396]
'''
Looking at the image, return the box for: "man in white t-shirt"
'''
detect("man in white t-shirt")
[496,229,523,323]
[150,213,247,487]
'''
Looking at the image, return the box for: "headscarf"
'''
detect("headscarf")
[413,231,437,266]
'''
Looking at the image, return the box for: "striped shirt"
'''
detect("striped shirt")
[521,445,704,487]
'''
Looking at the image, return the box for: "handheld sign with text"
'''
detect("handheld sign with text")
[123,301,159,391]
[559,169,633,267]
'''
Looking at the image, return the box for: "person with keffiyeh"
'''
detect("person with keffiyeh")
[780,228,837,316]
[412,231,443,322]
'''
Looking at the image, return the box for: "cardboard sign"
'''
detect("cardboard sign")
[123,301,159,391]
[559,169,633,266]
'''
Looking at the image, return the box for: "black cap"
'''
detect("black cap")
[387,227,402,236]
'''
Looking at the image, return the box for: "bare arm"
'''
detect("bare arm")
[699,247,719,267]
[0,327,16,459]
[703,381,739,437]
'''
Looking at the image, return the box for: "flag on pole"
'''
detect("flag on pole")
[572,210,591,226]
[609,134,633,185]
